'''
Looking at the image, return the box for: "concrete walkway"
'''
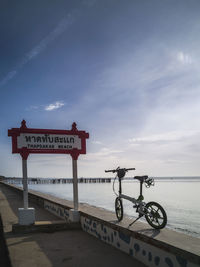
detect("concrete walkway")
[0,183,146,267]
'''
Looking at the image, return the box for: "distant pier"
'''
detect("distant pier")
[4,177,111,184]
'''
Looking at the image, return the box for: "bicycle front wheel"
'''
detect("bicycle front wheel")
[115,197,123,221]
[145,201,167,229]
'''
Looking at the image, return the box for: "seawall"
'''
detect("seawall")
[1,182,199,267]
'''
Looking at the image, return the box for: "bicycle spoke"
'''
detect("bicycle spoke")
[145,201,167,229]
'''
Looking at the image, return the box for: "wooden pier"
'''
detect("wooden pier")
[4,177,111,185]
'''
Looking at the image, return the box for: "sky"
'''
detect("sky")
[1,0,200,178]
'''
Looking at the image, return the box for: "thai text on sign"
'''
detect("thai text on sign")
[17,134,81,150]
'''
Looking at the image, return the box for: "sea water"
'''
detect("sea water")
[20,178,200,238]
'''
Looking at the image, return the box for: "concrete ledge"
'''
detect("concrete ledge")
[80,209,200,265]
[1,182,200,267]
[12,220,81,234]
[80,213,200,267]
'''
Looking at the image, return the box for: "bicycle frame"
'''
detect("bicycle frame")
[118,175,144,198]
[117,176,146,215]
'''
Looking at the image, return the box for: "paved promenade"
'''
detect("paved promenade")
[0,183,146,267]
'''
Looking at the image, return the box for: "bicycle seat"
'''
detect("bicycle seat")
[134,176,148,182]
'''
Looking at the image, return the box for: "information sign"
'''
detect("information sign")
[8,120,89,160]
[8,120,89,222]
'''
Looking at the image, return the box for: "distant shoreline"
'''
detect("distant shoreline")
[2,176,200,181]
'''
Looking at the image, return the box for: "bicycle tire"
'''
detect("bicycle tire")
[145,201,167,229]
[115,197,123,221]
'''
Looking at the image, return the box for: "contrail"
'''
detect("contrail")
[0,14,75,88]
[25,13,75,62]
[0,2,95,88]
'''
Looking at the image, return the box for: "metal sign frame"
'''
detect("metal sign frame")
[8,120,89,160]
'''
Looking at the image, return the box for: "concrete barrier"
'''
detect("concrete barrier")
[1,182,199,267]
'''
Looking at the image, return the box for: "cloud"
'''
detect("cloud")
[26,105,40,111]
[87,147,123,159]
[44,101,65,111]
[177,51,193,65]
[129,131,200,145]
[83,0,97,7]
[0,71,17,88]
[26,101,65,111]
[92,140,102,145]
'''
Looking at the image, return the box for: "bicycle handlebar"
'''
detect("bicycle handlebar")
[105,167,135,179]
[105,167,135,173]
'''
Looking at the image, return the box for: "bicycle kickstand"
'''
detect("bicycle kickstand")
[129,214,143,227]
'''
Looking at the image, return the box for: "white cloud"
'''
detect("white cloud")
[129,131,200,145]
[85,147,123,162]
[94,147,123,156]
[0,70,17,88]
[177,51,193,65]
[44,101,65,111]
[26,105,39,111]
[92,140,102,145]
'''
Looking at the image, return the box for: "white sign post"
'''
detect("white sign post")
[8,120,89,225]
[22,159,28,209]
[18,157,35,225]
[72,159,78,211]
[69,158,80,222]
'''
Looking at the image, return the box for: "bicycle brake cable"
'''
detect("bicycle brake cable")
[112,174,118,196]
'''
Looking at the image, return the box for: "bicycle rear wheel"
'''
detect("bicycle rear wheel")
[115,197,123,221]
[145,201,167,229]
